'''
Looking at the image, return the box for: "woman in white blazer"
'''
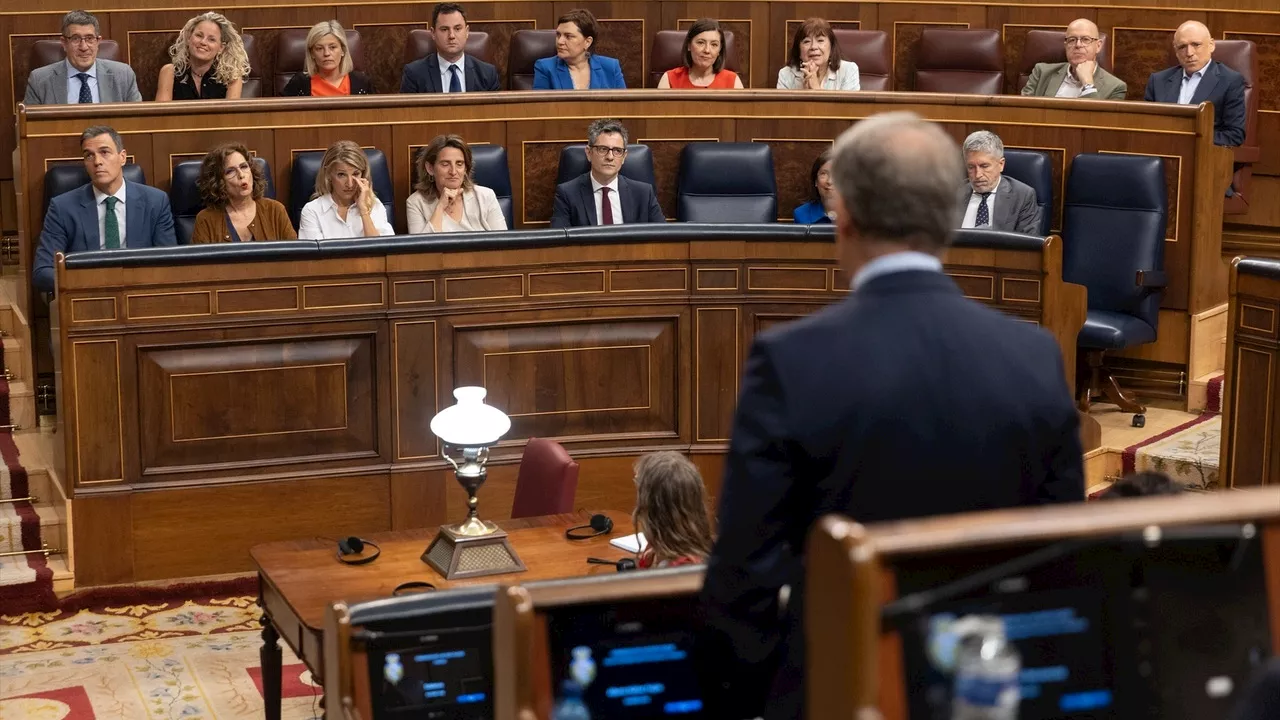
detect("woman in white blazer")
[407,135,507,234]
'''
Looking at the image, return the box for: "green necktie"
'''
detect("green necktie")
[104,196,120,249]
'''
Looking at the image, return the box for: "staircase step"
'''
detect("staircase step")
[31,501,67,554]
[48,553,74,594]
[1187,372,1225,415]
[6,380,35,432]
[3,336,28,385]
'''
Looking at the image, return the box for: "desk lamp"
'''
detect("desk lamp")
[422,386,526,579]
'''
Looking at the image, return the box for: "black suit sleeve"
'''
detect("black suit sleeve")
[644,183,665,223]
[698,338,801,719]
[478,62,501,91]
[1036,341,1086,503]
[1216,72,1247,147]
[549,186,574,228]
[280,73,309,96]
[400,64,421,93]
[1143,73,1158,102]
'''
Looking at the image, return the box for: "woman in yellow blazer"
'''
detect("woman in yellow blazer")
[406,135,507,234]
[191,142,297,243]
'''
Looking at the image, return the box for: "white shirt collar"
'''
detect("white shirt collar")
[1184,60,1211,81]
[590,175,620,195]
[66,59,96,78]
[92,181,126,205]
[440,53,466,69]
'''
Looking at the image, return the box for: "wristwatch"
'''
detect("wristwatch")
[1082,83,1096,93]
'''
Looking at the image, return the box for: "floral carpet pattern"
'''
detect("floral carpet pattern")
[0,590,322,719]
[1121,375,1223,491]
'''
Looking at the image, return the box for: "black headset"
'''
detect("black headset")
[336,536,381,565]
[565,513,614,540]
[587,556,637,572]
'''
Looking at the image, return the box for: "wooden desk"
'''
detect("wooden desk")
[1220,256,1280,488]
[250,510,633,720]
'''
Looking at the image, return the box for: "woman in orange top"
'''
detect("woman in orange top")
[657,18,744,89]
[630,451,715,569]
[281,20,375,96]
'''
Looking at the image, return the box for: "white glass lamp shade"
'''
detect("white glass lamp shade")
[430,387,511,447]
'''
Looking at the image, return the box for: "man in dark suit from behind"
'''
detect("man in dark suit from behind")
[34,125,177,293]
[1144,21,1246,148]
[400,3,500,94]
[549,118,665,228]
[958,130,1042,235]
[697,112,1085,720]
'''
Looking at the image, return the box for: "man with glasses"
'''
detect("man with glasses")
[24,10,142,105]
[1022,18,1127,100]
[1144,21,1245,148]
[550,118,665,228]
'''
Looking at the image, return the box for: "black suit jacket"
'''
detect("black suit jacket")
[400,53,500,93]
[1144,61,1247,147]
[549,173,665,228]
[698,269,1084,720]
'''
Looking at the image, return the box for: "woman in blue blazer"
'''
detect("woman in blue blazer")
[532,9,626,90]
[793,148,836,224]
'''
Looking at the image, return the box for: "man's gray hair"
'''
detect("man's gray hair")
[80,125,123,152]
[587,118,628,145]
[831,112,962,252]
[62,10,99,35]
[962,130,1004,159]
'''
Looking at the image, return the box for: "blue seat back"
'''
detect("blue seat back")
[1002,149,1053,236]
[289,148,395,229]
[676,142,777,223]
[43,163,146,216]
[470,145,513,230]
[555,144,657,188]
[1062,153,1167,329]
[170,158,276,244]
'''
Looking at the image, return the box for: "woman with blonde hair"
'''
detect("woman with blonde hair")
[407,135,507,234]
[282,20,375,96]
[191,142,296,243]
[631,451,714,568]
[298,140,394,239]
[155,12,249,100]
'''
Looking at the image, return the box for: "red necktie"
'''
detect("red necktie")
[600,186,614,225]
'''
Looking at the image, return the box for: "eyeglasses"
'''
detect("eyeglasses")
[1063,36,1098,47]
[590,145,626,158]
[63,34,100,46]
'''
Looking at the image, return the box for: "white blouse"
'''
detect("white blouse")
[776,61,860,90]
[298,193,395,239]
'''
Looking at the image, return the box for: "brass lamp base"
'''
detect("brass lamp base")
[422,524,526,580]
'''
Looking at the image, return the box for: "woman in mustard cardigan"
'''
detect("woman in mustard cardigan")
[191,142,296,243]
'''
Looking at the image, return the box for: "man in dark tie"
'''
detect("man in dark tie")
[23,10,142,105]
[549,119,665,228]
[1144,21,1246,148]
[399,3,501,93]
[958,130,1042,235]
[34,126,177,293]
[697,112,1084,720]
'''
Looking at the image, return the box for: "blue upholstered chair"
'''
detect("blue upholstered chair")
[470,145,514,230]
[289,148,394,229]
[555,144,656,189]
[1002,149,1054,236]
[676,142,777,223]
[170,158,276,244]
[43,163,146,217]
[1062,153,1168,424]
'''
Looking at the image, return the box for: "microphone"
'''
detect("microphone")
[587,556,637,572]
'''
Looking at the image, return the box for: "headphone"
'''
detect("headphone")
[587,556,636,572]
[337,536,381,565]
[565,513,614,540]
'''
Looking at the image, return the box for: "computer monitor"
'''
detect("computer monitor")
[893,526,1272,720]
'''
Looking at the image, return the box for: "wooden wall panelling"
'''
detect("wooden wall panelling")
[68,491,133,586]
[875,4,987,92]
[68,338,125,486]
[1221,262,1280,489]
[694,304,739,442]
[1095,9,1207,100]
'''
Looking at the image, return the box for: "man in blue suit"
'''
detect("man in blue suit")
[34,125,176,293]
[550,119,665,228]
[697,112,1085,720]
[1144,21,1246,148]
[399,3,500,94]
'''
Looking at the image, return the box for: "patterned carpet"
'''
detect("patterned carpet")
[0,580,322,719]
[0,397,53,614]
[1121,375,1224,491]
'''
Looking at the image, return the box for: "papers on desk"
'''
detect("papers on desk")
[610,532,647,553]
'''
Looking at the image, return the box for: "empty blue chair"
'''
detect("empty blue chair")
[470,145,514,230]
[1062,152,1167,423]
[289,147,394,229]
[170,158,276,244]
[555,144,657,188]
[1002,149,1053,236]
[676,142,776,223]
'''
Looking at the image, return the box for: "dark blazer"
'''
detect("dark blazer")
[400,53,500,93]
[280,71,375,96]
[792,200,831,225]
[35,181,177,292]
[532,54,626,90]
[549,173,665,228]
[1144,60,1247,147]
[698,269,1084,720]
[959,175,1042,235]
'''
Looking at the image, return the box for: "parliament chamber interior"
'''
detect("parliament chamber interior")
[1,0,1280,718]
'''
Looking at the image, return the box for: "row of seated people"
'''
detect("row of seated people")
[21,7,1254,152]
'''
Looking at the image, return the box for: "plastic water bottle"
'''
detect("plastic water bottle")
[551,679,592,720]
[951,615,1020,720]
